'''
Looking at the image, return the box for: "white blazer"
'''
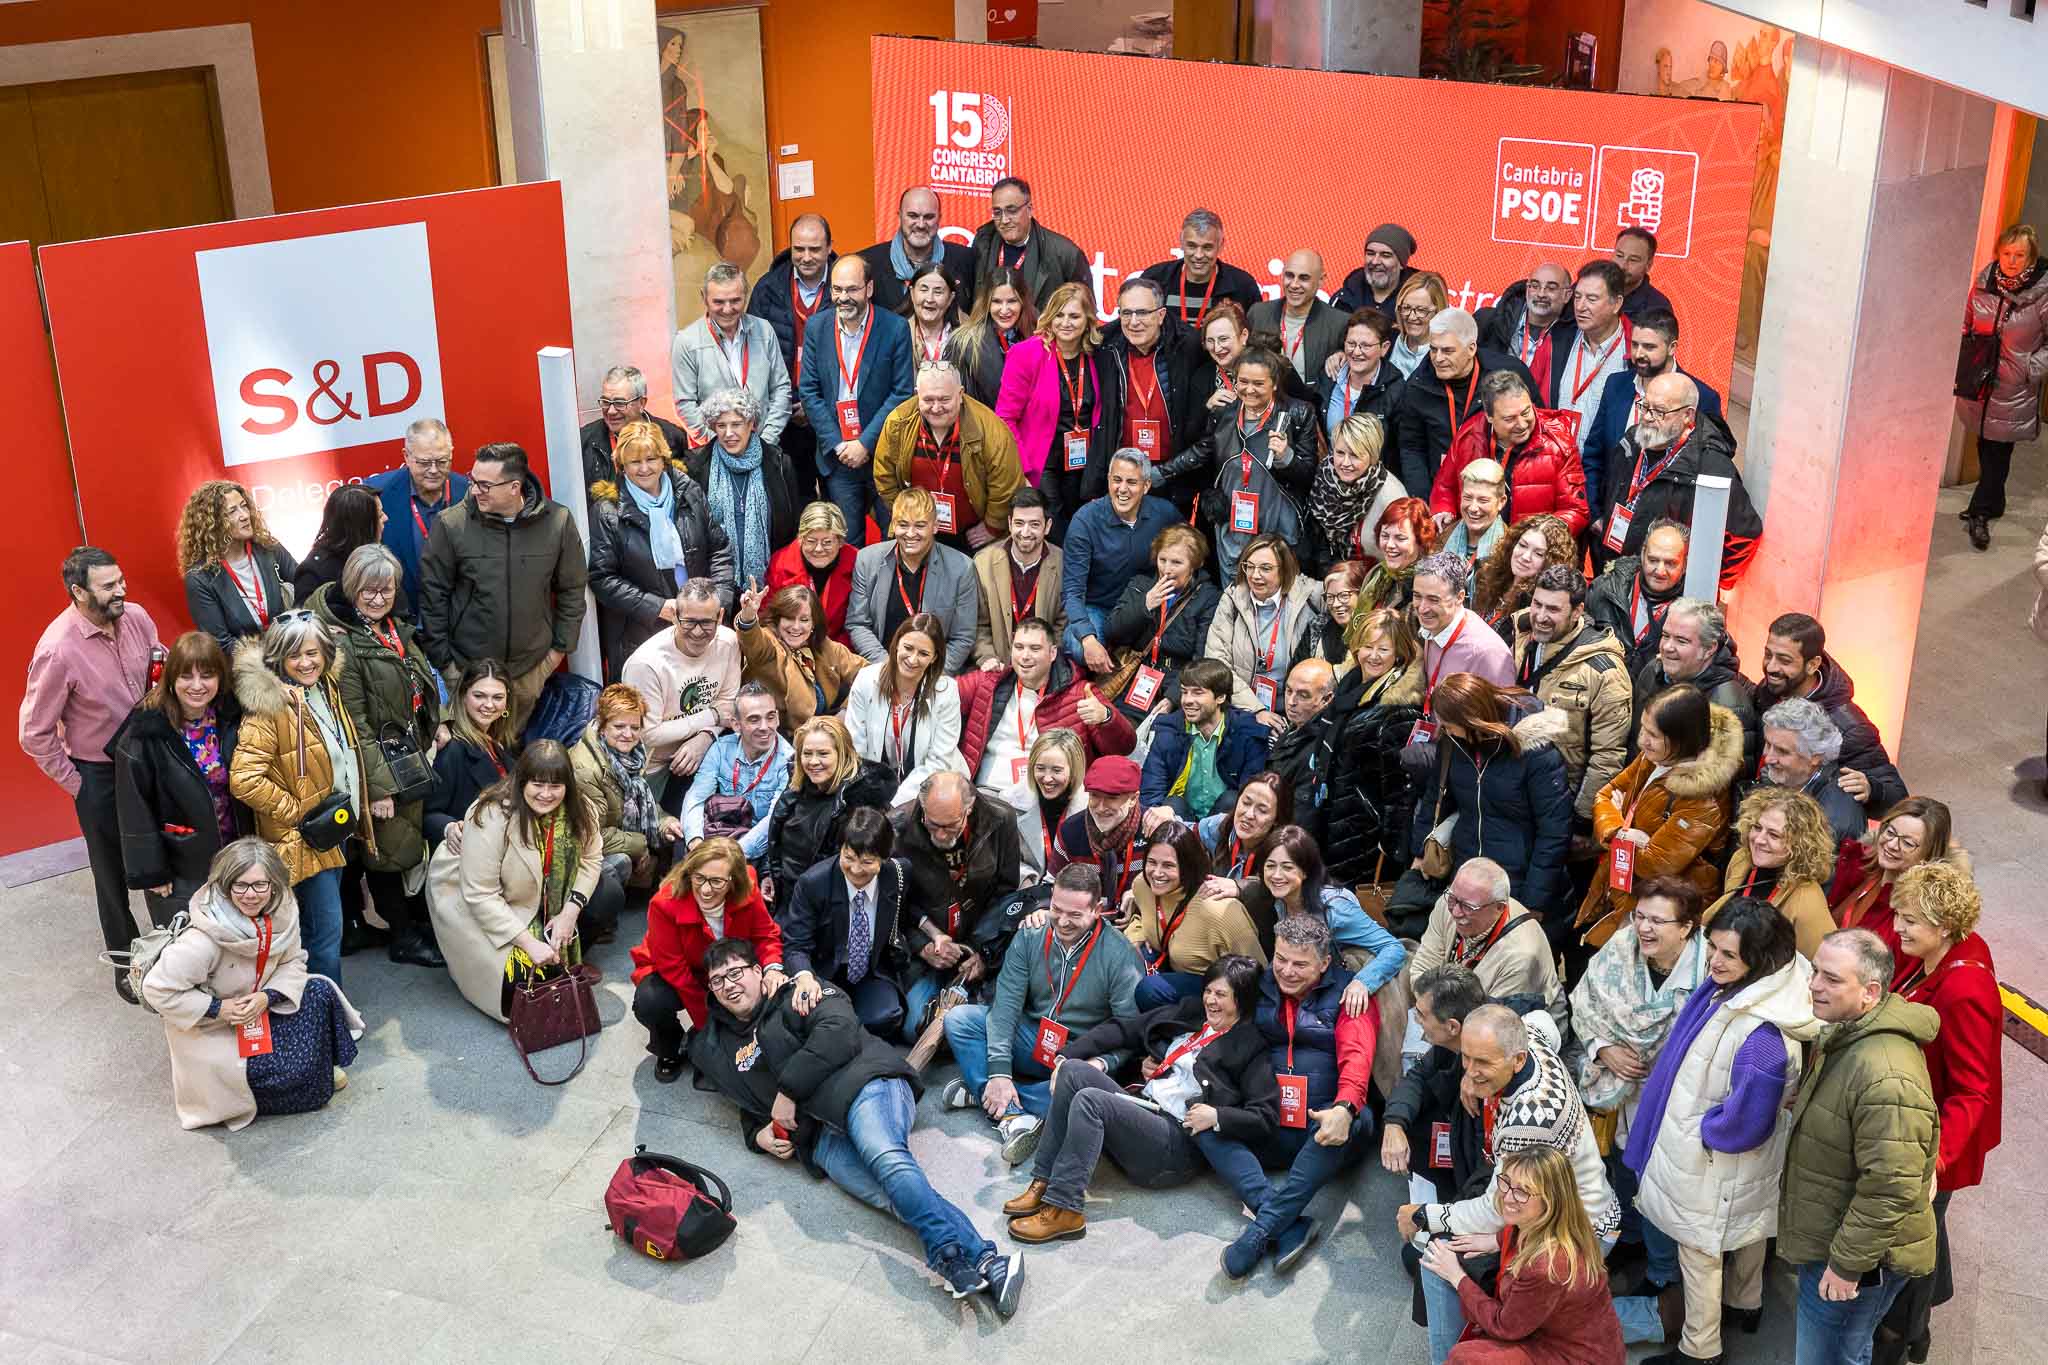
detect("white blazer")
[842,663,969,806]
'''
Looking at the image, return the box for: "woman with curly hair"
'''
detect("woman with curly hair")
[180,480,300,653]
[1474,513,1576,638]
[1702,787,1839,958]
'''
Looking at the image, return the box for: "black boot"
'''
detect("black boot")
[389,930,446,968]
[1967,514,1992,550]
[341,915,391,955]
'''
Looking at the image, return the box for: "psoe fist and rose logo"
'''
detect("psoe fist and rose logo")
[196,222,445,467]
[925,89,1014,195]
[1493,139,1699,257]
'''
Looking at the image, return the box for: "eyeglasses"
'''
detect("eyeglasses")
[693,872,733,891]
[470,476,514,493]
[1122,305,1164,318]
[1496,1173,1539,1204]
[1631,909,1682,927]
[408,455,453,469]
[1877,827,1923,852]
[1397,304,1436,319]
[990,202,1032,219]
[357,585,395,601]
[706,966,751,989]
[597,396,640,411]
[1325,589,1357,606]
[1639,403,1695,422]
[1446,893,1500,917]
[230,879,273,896]
[924,812,969,835]
[677,618,720,636]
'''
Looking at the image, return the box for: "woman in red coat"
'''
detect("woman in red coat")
[1827,796,1954,955]
[1422,1145,1626,1365]
[1428,379,1589,537]
[767,502,857,647]
[1880,860,2003,1363]
[629,835,786,1081]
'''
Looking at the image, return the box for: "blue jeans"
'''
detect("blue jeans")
[1196,1116,1373,1241]
[1641,1209,1681,1288]
[1061,606,1109,669]
[821,463,879,547]
[296,866,343,986]
[811,1078,994,1272]
[941,1005,1053,1118]
[902,975,943,1046]
[1794,1262,1913,1365]
[1134,970,1203,1010]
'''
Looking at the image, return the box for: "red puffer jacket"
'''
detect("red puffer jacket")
[953,658,1135,782]
[630,867,785,1029]
[1430,409,1590,536]
[1895,932,2003,1191]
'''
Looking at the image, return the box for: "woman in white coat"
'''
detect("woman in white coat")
[142,838,362,1131]
[427,740,603,1021]
[1202,533,1326,731]
[842,612,967,807]
[1006,727,1087,885]
[1618,897,1822,1365]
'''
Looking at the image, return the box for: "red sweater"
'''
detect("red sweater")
[767,540,857,648]
[1450,1236,1625,1365]
[1430,409,1590,536]
[1895,932,2003,1191]
[629,869,784,1029]
[1827,839,1903,957]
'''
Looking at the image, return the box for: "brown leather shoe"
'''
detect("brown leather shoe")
[1008,1204,1086,1243]
[1002,1180,1049,1218]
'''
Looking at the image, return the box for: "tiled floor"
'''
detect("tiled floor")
[2,480,2040,1363]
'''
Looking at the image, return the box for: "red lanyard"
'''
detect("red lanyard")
[1178,267,1217,323]
[1236,406,1275,486]
[1214,364,1236,400]
[1148,593,1177,665]
[220,554,269,629]
[374,619,423,711]
[1000,239,1027,270]
[1517,320,1544,366]
[541,820,556,888]
[1453,908,1512,966]
[1627,577,1670,643]
[1445,368,1479,442]
[1254,595,1286,672]
[997,328,1016,355]
[1156,895,1191,961]
[1111,827,1140,901]
[410,485,449,544]
[1041,920,1104,1021]
[1128,354,1162,417]
[915,322,950,364]
[888,699,914,764]
[1008,558,1040,625]
[1058,350,1090,427]
[1156,1025,1219,1074]
[1423,614,1469,710]
[1282,319,1305,364]
[732,750,773,797]
[483,739,506,779]
[893,553,926,618]
[713,323,750,386]
[1228,833,1260,879]
[1040,805,1058,872]
[1624,421,1695,506]
[835,310,875,394]
[1014,686,1038,755]
[1282,998,1299,1068]
[915,422,961,483]
[1569,331,1622,404]
[252,915,273,986]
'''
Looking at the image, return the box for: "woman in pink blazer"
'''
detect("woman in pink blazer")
[996,281,1110,539]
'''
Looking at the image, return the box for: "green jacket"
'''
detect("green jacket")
[311,582,441,873]
[1777,993,1941,1278]
[418,480,589,676]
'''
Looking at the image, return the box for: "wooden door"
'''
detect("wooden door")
[0,67,233,249]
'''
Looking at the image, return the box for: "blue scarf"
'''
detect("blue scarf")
[707,435,770,586]
[625,473,684,573]
[888,232,926,283]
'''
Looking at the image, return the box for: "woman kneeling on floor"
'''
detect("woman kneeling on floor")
[1005,954,1276,1243]
[143,838,363,1131]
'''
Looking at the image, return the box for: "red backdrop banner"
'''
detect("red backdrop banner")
[870,37,1761,394]
[0,241,92,855]
[38,183,574,635]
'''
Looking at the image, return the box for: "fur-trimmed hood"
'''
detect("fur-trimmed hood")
[1512,703,1573,752]
[231,636,343,716]
[1662,704,1745,800]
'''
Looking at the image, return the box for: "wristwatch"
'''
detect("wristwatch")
[568,890,590,909]
[1333,1099,1358,1119]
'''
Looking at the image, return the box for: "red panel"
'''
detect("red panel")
[0,241,91,854]
[37,183,574,635]
[871,38,1761,395]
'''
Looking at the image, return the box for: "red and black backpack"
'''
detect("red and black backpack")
[604,1147,736,1261]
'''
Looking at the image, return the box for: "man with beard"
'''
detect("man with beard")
[1611,226,1674,320]
[797,255,916,547]
[893,770,1024,1035]
[1428,370,1589,537]
[1094,276,1206,506]
[1547,261,1632,464]
[670,263,793,447]
[1510,565,1632,823]
[1138,208,1263,323]
[858,186,977,315]
[1250,249,1348,384]
[1333,222,1419,318]
[1594,371,1761,585]
[1584,519,1690,672]
[969,176,1090,309]
[1754,612,1907,815]
[22,546,160,997]
[1048,755,1147,909]
[1387,307,1537,497]
[1582,307,1722,499]
[1628,597,1761,770]
[1476,261,1573,394]
[1138,658,1274,824]
[955,618,1134,792]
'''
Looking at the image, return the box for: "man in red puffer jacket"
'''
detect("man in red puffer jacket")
[954,617,1133,792]
[1430,372,1589,538]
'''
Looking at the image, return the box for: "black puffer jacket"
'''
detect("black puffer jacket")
[1631,634,1761,774]
[763,759,897,906]
[1407,708,1575,915]
[586,463,735,679]
[110,697,248,891]
[1322,663,1426,885]
[1752,653,1906,815]
[1060,993,1280,1145]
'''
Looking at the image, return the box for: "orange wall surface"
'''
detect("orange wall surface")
[0,1,951,249]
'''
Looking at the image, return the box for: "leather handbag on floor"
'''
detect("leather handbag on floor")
[508,959,602,1085]
[605,1145,736,1261]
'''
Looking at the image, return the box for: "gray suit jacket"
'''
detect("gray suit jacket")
[1248,297,1349,386]
[845,540,979,674]
[669,314,793,443]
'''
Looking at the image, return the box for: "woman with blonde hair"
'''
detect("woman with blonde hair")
[630,835,787,1080]
[1828,795,1956,955]
[1009,726,1087,884]
[766,500,859,646]
[1305,411,1407,574]
[1441,458,1509,566]
[995,279,1109,534]
[1421,1145,1625,1363]
[734,578,865,731]
[1474,514,1575,634]
[1389,271,1452,378]
[1702,786,1838,957]
[1205,533,1326,727]
[179,480,299,653]
[761,715,896,904]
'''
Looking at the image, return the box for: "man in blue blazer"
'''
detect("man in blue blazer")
[778,807,912,1039]
[364,417,471,627]
[1582,306,1721,515]
[798,255,915,546]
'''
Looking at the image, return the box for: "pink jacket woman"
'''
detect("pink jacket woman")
[995,334,1106,486]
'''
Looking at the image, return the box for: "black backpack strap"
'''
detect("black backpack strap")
[638,1150,734,1213]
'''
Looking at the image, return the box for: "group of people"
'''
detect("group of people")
[16,182,2013,1357]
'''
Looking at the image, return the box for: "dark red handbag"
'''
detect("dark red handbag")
[605,1146,737,1261]
[507,960,603,1085]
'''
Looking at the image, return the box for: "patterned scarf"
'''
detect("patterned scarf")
[1347,562,1416,650]
[707,434,770,587]
[1569,924,1706,1111]
[1307,455,1387,561]
[507,806,583,980]
[600,736,666,845]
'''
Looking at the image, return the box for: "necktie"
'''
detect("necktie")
[847,887,871,984]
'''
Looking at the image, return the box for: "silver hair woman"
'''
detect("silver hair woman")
[700,383,774,587]
[140,836,363,1130]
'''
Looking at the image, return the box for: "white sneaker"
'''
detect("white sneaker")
[332,1067,349,1092]
[999,1114,1042,1165]
[940,1078,977,1111]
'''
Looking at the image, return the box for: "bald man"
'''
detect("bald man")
[871,359,1023,553]
[1594,370,1762,586]
[1266,657,1342,841]
[1249,249,1348,382]
[859,186,978,316]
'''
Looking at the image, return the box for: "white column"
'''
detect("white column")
[1254,0,1420,76]
[500,0,676,420]
[538,346,602,680]
[1732,43,1994,745]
